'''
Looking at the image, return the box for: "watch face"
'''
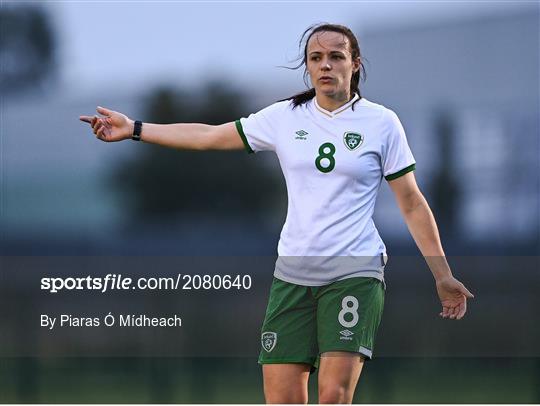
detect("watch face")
[133,120,142,140]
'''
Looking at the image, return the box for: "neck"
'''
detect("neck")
[315,91,354,112]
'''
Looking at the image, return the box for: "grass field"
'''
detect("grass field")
[1,357,538,403]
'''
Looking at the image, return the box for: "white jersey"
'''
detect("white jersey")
[236,95,415,285]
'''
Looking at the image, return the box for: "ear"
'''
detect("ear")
[352,57,361,73]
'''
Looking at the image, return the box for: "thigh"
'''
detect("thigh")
[318,352,364,404]
[316,277,385,359]
[263,363,311,404]
[259,277,318,366]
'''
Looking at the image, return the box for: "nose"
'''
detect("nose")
[321,57,331,71]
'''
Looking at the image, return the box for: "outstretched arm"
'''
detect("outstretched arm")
[388,171,474,320]
[80,106,244,151]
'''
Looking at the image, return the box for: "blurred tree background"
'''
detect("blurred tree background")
[1,4,57,403]
[429,110,460,240]
[0,4,57,95]
[111,82,285,225]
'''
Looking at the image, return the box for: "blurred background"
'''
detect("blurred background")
[1,0,539,403]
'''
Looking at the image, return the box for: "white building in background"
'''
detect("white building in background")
[362,9,539,245]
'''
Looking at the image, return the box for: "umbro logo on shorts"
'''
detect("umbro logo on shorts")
[261,331,277,352]
[339,329,354,341]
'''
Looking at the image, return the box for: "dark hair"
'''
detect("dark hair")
[281,23,366,109]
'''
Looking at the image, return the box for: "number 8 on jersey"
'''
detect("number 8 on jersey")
[315,142,336,173]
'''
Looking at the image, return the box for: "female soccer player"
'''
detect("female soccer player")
[80,23,474,404]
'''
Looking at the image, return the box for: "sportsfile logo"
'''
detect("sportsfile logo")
[295,130,308,140]
[339,329,354,341]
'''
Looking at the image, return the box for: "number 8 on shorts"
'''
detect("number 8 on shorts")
[338,295,359,328]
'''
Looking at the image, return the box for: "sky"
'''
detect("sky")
[45,1,534,95]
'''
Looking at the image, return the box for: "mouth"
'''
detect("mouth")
[319,76,334,83]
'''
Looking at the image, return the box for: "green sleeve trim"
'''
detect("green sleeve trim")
[385,163,416,181]
[235,119,254,154]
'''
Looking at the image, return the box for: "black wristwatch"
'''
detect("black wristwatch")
[132,120,142,141]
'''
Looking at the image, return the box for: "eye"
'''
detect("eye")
[310,55,321,61]
[332,54,345,60]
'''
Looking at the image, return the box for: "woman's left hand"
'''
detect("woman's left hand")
[436,276,474,320]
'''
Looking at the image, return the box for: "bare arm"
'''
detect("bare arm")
[388,171,449,279]
[80,106,245,151]
[388,171,474,319]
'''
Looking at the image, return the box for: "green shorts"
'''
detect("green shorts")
[259,276,384,368]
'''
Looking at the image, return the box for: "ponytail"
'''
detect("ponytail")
[278,88,316,106]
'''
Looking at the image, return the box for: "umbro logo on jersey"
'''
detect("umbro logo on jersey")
[344,132,364,150]
[339,329,354,341]
[295,130,308,140]
[261,331,277,352]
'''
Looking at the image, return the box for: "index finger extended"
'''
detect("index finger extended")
[79,115,93,123]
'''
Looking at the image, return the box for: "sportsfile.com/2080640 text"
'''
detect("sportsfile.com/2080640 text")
[40,274,252,293]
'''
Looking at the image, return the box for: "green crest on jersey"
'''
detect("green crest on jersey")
[343,132,364,151]
[261,331,277,352]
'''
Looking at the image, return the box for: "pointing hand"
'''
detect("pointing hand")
[79,106,133,142]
